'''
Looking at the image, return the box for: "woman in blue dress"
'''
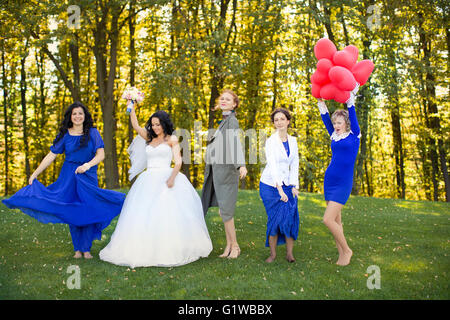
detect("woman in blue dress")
[317,86,360,266]
[259,108,299,263]
[2,102,125,259]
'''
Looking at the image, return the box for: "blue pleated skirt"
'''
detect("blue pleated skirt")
[259,182,299,247]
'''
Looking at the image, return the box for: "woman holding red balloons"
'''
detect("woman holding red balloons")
[317,88,359,266]
[310,37,374,266]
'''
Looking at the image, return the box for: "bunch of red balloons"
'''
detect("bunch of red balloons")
[311,38,374,103]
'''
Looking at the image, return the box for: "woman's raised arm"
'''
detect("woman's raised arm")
[129,105,148,140]
[318,99,334,136]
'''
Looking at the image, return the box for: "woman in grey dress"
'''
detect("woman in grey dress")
[201,89,247,259]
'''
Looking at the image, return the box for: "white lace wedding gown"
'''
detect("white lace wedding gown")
[99,137,213,268]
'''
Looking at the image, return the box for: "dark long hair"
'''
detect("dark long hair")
[144,110,174,143]
[271,107,292,125]
[53,101,94,148]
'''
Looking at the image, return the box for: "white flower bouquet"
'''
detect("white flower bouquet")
[122,87,144,114]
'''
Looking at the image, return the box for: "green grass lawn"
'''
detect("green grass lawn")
[0,190,448,300]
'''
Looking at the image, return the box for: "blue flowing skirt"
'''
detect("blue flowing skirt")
[2,161,125,250]
[259,182,299,247]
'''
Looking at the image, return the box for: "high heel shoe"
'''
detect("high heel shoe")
[219,246,231,258]
[228,245,241,259]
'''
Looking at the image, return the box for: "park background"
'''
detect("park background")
[0,0,449,301]
[0,0,448,201]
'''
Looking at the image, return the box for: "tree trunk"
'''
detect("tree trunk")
[69,32,81,101]
[388,49,406,199]
[2,46,9,195]
[390,100,406,198]
[92,6,121,189]
[20,48,31,182]
[352,84,369,196]
[207,0,232,129]
[352,13,372,195]
[418,12,449,201]
[272,51,278,111]
[322,3,335,42]
[128,0,136,145]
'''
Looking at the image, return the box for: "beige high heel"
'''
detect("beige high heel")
[227,245,241,259]
[219,246,231,258]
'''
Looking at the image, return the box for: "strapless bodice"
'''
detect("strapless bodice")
[146,143,172,168]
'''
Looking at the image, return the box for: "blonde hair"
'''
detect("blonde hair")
[214,89,240,110]
[331,109,350,132]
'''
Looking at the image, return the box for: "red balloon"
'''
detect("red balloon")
[311,70,330,86]
[334,89,351,103]
[311,83,322,98]
[320,83,338,100]
[343,45,359,62]
[314,38,337,61]
[352,60,374,85]
[329,66,357,91]
[333,50,357,70]
[316,58,334,74]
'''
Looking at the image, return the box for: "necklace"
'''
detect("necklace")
[69,129,83,135]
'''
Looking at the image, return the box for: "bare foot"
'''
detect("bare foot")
[265,255,276,263]
[227,245,241,259]
[219,245,231,258]
[286,254,296,263]
[83,252,93,259]
[336,249,353,266]
[73,251,82,259]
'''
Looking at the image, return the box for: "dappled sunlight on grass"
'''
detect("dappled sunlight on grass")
[210,215,223,223]
[303,214,323,221]
[388,259,428,273]
[1,191,449,299]
[393,201,449,216]
[302,228,330,239]
[298,193,326,208]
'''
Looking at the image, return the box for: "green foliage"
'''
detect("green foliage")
[0,0,448,200]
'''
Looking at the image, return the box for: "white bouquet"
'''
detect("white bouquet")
[122,87,144,114]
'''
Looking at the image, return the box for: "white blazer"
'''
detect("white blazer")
[260,130,299,189]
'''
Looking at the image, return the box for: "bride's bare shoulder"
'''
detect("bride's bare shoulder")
[167,135,179,147]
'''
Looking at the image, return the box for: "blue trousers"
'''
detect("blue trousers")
[69,224,102,252]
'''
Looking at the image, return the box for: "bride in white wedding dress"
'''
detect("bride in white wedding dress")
[99,107,212,268]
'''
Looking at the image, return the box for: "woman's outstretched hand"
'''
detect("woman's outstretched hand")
[28,174,37,185]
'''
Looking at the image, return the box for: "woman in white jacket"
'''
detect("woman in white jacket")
[259,108,299,263]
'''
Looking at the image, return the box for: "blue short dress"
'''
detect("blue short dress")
[321,105,361,205]
[2,128,126,252]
